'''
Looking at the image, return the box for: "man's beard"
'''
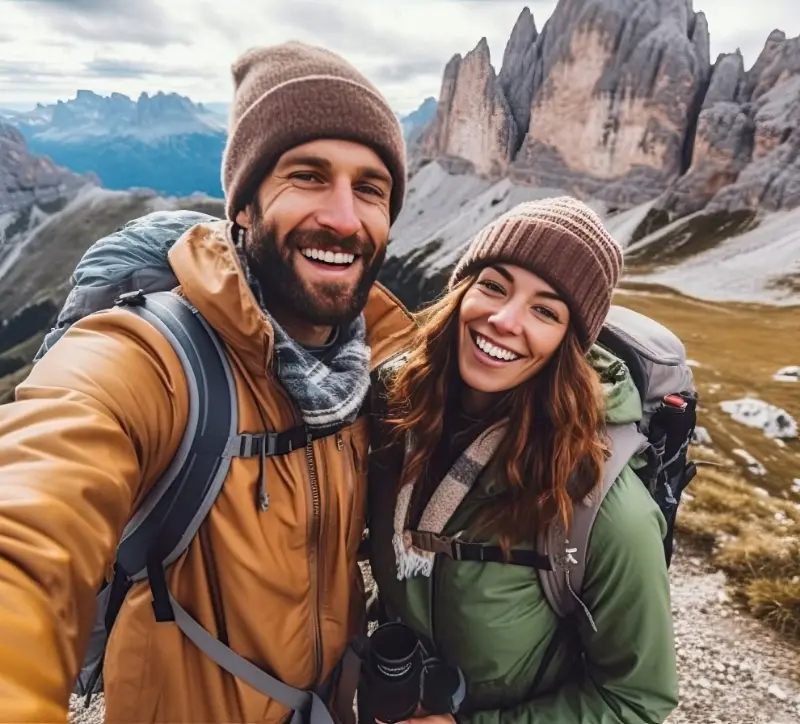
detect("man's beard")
[244,217,386,327]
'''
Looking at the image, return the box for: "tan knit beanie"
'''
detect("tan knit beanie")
[222,41,407,223]
[449,197,623,350]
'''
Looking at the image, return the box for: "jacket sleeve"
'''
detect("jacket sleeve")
[459,467,679,724]
[0,308,188,723]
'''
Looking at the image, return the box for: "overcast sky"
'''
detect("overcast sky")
[1,0,797,115]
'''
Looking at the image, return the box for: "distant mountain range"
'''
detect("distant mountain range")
[0,93,436,199]
[0,90,227,198]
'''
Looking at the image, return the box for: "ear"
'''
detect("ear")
[235,208,251,229]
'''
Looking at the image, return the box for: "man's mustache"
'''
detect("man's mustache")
[286,228,374,257]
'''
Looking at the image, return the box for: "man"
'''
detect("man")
[0,41,412,723]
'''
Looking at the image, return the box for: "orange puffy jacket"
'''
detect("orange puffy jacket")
[0,220,413,723]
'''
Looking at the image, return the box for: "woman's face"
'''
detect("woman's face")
[457,264,571,403]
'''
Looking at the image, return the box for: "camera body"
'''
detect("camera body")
[362,621,466,724]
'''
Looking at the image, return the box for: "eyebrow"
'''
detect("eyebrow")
[488,264,565,302]
[279,154,392,186]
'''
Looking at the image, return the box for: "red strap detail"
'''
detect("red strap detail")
[663,393,687,409]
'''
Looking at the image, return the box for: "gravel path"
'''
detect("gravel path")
[665,549,800,724]
[68,547,800,723]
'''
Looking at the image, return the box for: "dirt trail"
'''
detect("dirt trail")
[68,545,800,724]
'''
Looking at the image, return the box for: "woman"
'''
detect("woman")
[362,197,678,724]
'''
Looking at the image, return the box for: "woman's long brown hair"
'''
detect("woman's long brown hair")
[383,276,609,550]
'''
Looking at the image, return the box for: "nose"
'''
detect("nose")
[314,176,362,239]
[487,301,524,337]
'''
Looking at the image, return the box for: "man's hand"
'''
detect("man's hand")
[377,715,456,724]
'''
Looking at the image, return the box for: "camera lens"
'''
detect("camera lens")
[364,623,424,723]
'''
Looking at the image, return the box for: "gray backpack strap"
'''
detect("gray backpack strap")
[168,593,334,724]
[536,422,648,629]
[115,289,239,578]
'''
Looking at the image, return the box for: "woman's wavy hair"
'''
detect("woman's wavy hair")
[383,274,609,550]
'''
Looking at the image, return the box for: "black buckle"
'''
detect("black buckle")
[451,539,485,562]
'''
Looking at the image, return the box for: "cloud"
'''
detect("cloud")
[0,59,77,80]
[83,59,217,80]
[1,0,797,115]
[8,0,189,46]
[269,1,440,61]
[371,59,450,85]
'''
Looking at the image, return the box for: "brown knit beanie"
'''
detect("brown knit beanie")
[222,41,407,223]
[449,197,623,350]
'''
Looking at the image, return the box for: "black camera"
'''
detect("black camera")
[361,621,466,724]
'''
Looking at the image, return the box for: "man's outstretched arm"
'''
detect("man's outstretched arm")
[0,309,187,722]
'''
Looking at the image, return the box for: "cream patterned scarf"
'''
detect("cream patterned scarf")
[393,421,507,580]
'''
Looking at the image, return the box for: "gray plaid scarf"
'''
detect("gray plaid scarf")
[235,233,371,431]
[393,421,507,579]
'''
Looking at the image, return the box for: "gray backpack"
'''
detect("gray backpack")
[536,304,698,625]
[36,211,352,724]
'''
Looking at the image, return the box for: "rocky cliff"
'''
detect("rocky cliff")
[418,39,519,176]
[416,0,800,218]
[653,31,800,216]
[0,121,93,216]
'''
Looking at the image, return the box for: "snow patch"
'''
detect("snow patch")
[731,449,767,476]
[720,397,798,440]
[773,365,800,382]
[626,205,800,306]
[603,200,657,248]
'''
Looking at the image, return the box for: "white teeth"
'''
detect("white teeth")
[475,334,520,361]
[300,248,356,265]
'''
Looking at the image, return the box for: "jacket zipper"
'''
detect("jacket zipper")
[305,432,323,684]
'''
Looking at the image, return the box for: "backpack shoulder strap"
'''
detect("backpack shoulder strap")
[114,289,239,580]
[76,287,237,700]
[536,422,648,629]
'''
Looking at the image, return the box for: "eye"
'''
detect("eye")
[532,305,559,322]
[477,279,505,295]
[355,183,385,198]
[290,171,323,184]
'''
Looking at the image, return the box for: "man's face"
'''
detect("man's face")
[237,139,393,327]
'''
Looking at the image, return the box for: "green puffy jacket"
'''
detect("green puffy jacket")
[366,344,679,724]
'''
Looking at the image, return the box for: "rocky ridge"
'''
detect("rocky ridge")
[0,120,93,217]
[416,0,800,219]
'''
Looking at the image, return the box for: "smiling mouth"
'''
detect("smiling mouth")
[469,329,523,362]
[299,246,360,268]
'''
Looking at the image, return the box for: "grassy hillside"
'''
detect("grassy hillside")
[614,288,800,640]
